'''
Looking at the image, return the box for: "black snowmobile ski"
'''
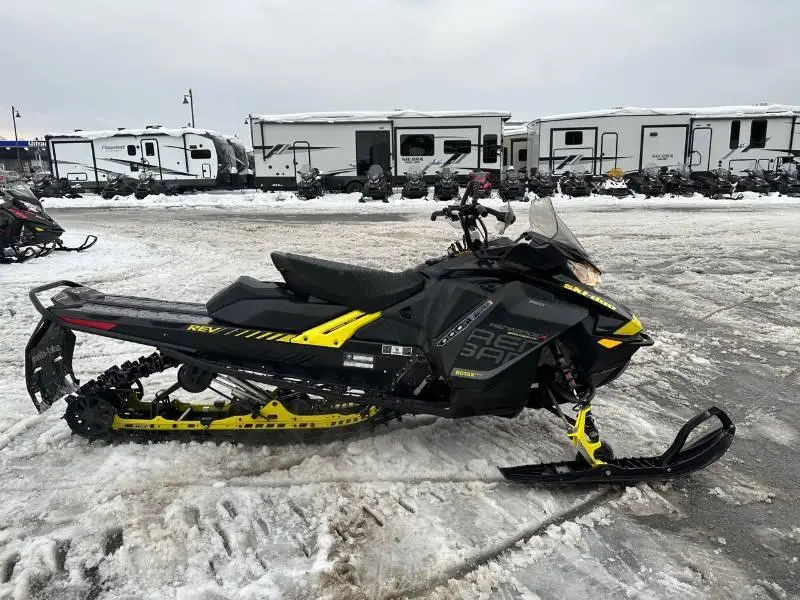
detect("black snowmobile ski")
[500,407,735,484]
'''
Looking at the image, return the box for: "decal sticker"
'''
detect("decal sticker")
[343,353,375,369]
[436,299,495,347]
[381,345,413,356]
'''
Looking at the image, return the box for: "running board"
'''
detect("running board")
[500,407,735,484]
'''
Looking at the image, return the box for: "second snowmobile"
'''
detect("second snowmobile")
[401,166,429,199]
[765,162,800,196]
[733,168,771,194]
[559,169,592,197]
[595,168,634,198]
[134,173,179,199]
[101,173,139,199]
[433,167,459,202]
[526,167,558,197]
[296,165,325,200]
[625,165,664,197]
[690,167,743,200]
[24,190,734,484]
[1,178,97,263]
[359,164,392,203]
[658,164,697,196]
[498,167,526,202]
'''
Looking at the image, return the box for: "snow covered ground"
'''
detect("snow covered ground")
[1,192,798,600]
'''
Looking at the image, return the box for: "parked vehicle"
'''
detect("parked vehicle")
[595,168,634,197]
[134,173,179,199]
[401,166,428,199]
[658,164,698,196]
[526,167,558,197]
[359,164,392,203]
[733,168,771,194]
[31,173,83,199]
[297,164,325,200]
[690,167,743,199]
[625,164,664,197]
[1,178,96,263]
[469,169,492,199]
[498,167,526,201]
[559,169,592,197]
[765,162,800,196]
[433,167,459,202]
[101,173,139,199]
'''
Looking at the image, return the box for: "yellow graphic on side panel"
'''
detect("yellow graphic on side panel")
[562,283,617,312]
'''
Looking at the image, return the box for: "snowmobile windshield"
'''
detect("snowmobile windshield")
[753,167,765,177]
[473,170,486,181]
[408,167,423,181]
[782,163,799,180]
[367,165,384,181]
[506,170,519,182]
[528,197,592,263]
[299,164,313,177]
[440,167,453,180]
[714,168,730,178]
[3,182,46,214]
[645,164,659,177]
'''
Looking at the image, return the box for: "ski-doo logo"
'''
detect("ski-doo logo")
[458,328,541,366]
[186,325,224,334]
[31,344,60,365]
[562,283,616,312]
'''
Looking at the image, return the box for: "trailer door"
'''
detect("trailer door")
[640,125,689,170]
[140,138,162,178]
[689,127,712,171]
[355,130,391,176]
[599,133,618,173]
[550,128,596,174]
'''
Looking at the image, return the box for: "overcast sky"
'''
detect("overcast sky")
[1,0,798,144]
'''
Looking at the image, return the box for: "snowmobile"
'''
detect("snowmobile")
[690,167,743,200]
[359,164,392,203]
[559,169,592,197]
[625,164,664,197]
[296,164,325,200]
[24,187,734,484]
[101,173,139,199]
[469,169,492,199]
[526,167,558,198]
[764,162,800,197]
[134,173,179,199]
[658,164,697,197]
[1,178,97,263]
[595,168,634,198]
[733,168,771,194]
[401,166,429,199]
[432,167,459,202]
[498,167,526,202]
[31,173,83,199]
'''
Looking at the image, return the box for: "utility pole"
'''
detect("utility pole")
[182,89,195,127]
[11,105,22,172]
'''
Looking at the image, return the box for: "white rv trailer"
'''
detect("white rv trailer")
[248,110,511,192]
[525,104,800,176]
[502,121,529,173]
[45,126,238,192]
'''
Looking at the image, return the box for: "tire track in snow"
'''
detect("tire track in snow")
[380,487,621,600]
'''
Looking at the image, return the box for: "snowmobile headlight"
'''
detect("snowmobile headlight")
[568,260,601,287]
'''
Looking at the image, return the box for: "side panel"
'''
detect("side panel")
[696,116,796,174]
[50,140,97,187]
[393,125,479,177]
[549,127,597,175]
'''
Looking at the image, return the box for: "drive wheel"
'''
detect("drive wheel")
[65,394,117,440]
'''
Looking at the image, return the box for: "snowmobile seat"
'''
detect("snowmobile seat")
[271,251,425,313]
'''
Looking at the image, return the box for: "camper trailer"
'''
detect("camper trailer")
[45,126,238,192]
[248,110,511,192]
[525,104,800,177]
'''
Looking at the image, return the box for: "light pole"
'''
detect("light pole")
[11,105,22,172]
[182,89,195,128]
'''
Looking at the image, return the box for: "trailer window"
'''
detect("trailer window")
[144,142,155,157]
[127,145,137,156]
[443,140,471,154]
[565,131,583,145]
[729,120,741,149]
[518,148,527,162]
[400,134,434,157]
[749,119,767,149]
[482,134,498,163]
[191,149,212,159]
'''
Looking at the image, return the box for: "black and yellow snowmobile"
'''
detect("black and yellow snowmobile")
[24,197,734,484]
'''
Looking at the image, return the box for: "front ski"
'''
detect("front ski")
[500,406,735,484]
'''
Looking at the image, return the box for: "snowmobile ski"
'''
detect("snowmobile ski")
[500,407,734,484]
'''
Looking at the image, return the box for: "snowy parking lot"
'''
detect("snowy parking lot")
[1,192,799,600]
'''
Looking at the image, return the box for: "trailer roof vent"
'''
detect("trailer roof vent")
[754,102,769,106]
[117,127,126,131]
[73,129,83,132]
[145,125,162,129]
